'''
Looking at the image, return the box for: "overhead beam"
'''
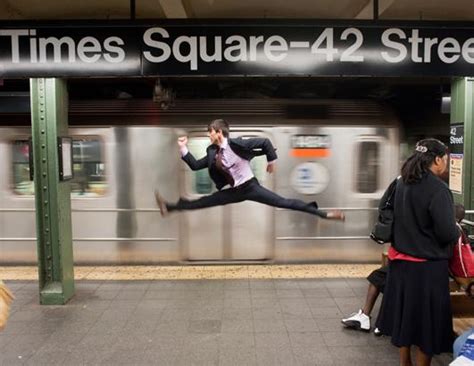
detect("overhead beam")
[355,0,395,19]
[159,0,188,18]
[130,0,136,19]
[2,0,24,19]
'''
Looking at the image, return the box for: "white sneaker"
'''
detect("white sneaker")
[341,309,371,332]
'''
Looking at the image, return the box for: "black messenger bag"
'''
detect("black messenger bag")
[370,177,399,245]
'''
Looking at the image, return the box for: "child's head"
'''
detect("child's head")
[455,203,465,223]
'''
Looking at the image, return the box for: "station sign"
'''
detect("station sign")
[291,135,331,158]
[449,123,464,194]
[0,20,474,77]
[450,123,464,154]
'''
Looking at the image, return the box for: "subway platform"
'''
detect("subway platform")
[0,265,452,365]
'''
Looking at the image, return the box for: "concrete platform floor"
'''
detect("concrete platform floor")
[0,276,453,365]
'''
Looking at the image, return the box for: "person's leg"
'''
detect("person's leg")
[341,277,382,332]
[247,182,344,220]
[362,283,380,316]
[414,347,431,366]
[155,188,245,215]
[366,265,387,335]
[399,347,413,366]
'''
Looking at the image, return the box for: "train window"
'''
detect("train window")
[250,155,267,183]
[71,137,106,197]
[186,135,269,195]
[11,137,107,197]
[240,135,268,184]
[356,141,380,193]
[12,140,33,195]
[188,138,213,194]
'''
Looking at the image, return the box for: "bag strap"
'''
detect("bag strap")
[459,237,468,277]
[382,176,400,209]
[455,223,469,277]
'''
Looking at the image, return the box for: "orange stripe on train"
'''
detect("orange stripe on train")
[290,149,331,158]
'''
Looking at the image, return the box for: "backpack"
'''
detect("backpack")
[370,178,399,245]
[450,223,474,278]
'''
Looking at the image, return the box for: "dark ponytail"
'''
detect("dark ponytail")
[401,138,448,184]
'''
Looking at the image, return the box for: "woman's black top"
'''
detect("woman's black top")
[393,171,459,260]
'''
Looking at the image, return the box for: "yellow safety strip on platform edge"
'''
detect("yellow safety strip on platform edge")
[0,265,380,280]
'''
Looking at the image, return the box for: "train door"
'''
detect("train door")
[229,132,273,260]
[183,131,273,261]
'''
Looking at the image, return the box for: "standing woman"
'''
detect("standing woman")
[376,139,459,366]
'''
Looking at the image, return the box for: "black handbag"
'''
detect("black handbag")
[370,177,399,245]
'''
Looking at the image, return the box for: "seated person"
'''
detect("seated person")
[451,204,474,291]
[451,327,474,365]
[341,265,387,334]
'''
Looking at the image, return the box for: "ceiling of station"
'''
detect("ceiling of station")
[185,0,369,19]
[0,0,466,114]
[0,0,473,20]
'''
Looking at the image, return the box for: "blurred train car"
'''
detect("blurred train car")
[0,98,399,264]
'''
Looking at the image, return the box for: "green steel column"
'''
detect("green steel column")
[30,78,74,305]
[451,77,474,209]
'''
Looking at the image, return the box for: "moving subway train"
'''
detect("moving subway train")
[0,99,400,264]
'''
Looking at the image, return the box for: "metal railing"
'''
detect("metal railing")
[0,206,377,242]
[0,207,378,213]
[3,208,473,242]
[0,208,161,212]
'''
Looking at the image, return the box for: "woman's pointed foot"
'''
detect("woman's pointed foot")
[327,210,345,221]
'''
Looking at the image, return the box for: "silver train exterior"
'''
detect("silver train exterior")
[0,99,399,264]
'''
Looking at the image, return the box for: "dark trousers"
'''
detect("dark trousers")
[367,265,388,293]
[167,178,328,218]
